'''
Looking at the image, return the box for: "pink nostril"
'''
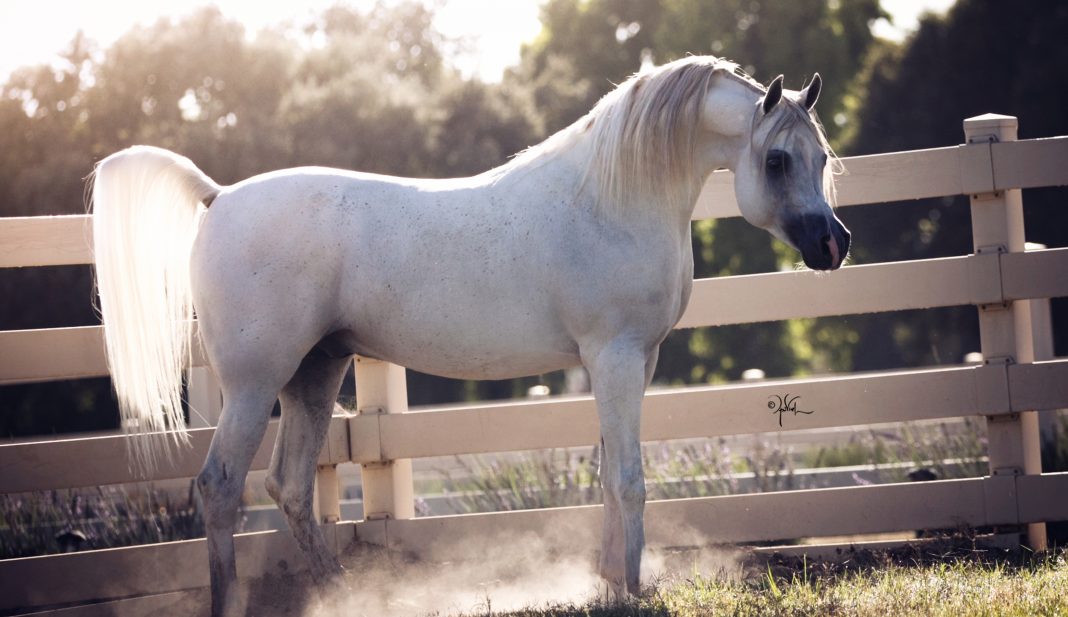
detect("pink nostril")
[826,235,840,268]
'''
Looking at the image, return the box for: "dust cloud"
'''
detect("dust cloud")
[177,520,744,616]
[303,528,603,617]
[289,525,742,616]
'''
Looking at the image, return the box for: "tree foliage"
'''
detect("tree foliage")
[0,4,545,434]
[839,0,1068,369]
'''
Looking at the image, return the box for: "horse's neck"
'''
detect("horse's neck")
[490,126,596,207]
[491,76,758,236]
[698,76,760,171]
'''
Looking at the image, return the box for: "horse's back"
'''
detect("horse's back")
[190,167,585,380]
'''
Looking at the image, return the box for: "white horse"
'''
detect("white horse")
[89,56,848,615]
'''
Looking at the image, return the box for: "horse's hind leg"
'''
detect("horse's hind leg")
[266,354,350,584]
[197,386,280,617]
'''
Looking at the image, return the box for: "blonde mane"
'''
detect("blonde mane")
[583,56,759,218]
[495,56,837,220]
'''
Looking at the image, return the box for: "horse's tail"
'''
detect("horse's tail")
[89,146,221,472]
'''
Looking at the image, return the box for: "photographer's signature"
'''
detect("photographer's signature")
[768,394,814,427]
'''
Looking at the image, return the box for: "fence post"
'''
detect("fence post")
[1025,243,1058,447]
[353,357,415,520]
[1032,297,1057,443]
[964,113,1046,550]
[314,464,341,524]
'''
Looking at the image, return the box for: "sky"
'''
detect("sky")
[0,0,956,84]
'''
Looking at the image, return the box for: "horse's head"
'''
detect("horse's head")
[732,74,850,271]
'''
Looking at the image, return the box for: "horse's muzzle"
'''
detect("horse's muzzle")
[787,211,851,271]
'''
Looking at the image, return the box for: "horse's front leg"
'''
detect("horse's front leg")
[585,339,654,595]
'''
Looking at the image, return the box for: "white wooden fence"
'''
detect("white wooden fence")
[2,113,1068,614]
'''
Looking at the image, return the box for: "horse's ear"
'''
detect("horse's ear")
[762,75,784,114]
[802,73,822,110]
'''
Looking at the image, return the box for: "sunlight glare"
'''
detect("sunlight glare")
[0,0,543,84]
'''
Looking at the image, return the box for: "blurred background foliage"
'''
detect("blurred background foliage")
[1,0,1066,437]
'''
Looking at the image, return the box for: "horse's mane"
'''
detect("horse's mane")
[494,55,838,219]
[582,56,758,218]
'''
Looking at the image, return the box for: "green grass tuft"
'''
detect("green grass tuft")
[474,548,1068,617]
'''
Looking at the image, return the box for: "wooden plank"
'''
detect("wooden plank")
[834,146,967,207]
[6,361,1055,494]
[362,475,1062,556]
[7,474,1067,612]
[677,253,1002,329]
[644,478,991,542]
[2,251,1015,385]
[704,136,1068,213]
[0,325,209,386]
[0,215,92,268]
[692,146,971,219]
[1017,473,1068,523]
[992,137,1068,191]
[14,589,206,617]
[0,139,1062,272]
[1009,360,1068,413]
[691,170,737,219]
[1000,248,1068,302]
[749,533,1020,560]
[0,523,355,613]
[0,326,110,385]
[367,505,602,560]
[0,416,352,493]
[354,364,1012,463]
[371,396,594,463]
[638,364,1009,442]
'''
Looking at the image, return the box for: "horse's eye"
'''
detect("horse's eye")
[766,150,788,173]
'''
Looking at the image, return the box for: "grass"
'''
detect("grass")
[441,418,993,513]
[0,483,203,559]
[801,418,989,481]
[470,544,1068,616]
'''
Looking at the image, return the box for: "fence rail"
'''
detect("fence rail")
[4,473,1068,614]
[4,360,1065,496]
[4,135,1067,271]
[4,248,1067,385]
[2,113,1068,615]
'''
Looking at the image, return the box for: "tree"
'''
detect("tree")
[656,0,885,142]
[841,0,1068,369]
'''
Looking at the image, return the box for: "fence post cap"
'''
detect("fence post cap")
[963,113,1018,132]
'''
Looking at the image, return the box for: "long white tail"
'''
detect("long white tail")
[89,146,221,472]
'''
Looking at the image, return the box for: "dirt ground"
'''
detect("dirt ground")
[155,539,741,617]
[141,532,1021,617]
